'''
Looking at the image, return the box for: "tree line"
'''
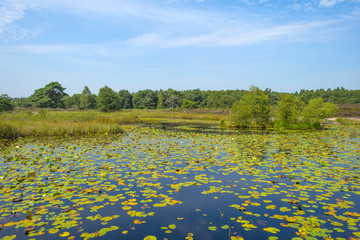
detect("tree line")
[1,82,359,112]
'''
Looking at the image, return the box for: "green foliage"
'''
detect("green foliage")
[132,89,158,109]
[230,86,270,127]
[12,97,31,107]
[276,95,304,124]
[0,94,14,111]
[303,98,338,124]
[218,95,235,109]
[297,87,360,104]
[64,94,81,109]
[80,86,97,109]
[181,99,198,109]
[118,90,132,109]
[157,93,165,109]
[97,86,120,112]
[201,90,245,108]
[264,88,280,105]
[183,89,203,105]
[28,82,67,108]
[157,89,182,109]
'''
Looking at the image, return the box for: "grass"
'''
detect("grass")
[0,110,127,139]
[0,108,226,139]
[1,106,359,139]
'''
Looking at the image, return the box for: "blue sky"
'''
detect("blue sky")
[1,0,360,97]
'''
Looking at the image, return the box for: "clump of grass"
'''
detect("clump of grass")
[336,118,360,125]
[219,119,227,128]
[273,121,320,130]
[336,118,344,123]
[0,123,19,139]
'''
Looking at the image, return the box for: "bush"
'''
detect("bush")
[303,98,338,124]
[276,95,304,124]
[230,86,270,127]
[0,94,14,112]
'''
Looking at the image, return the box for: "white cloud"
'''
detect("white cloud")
[0,1,27,33]
[0,26,42,41]
[10,44,75,54]
[126,20,338,48]
[126,33,164,47]
[0,0,354,49]
[319,0,345,7]
[2,18,342,56]
[0,0,221,41]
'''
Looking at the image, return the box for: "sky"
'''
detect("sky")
[0,0,360,97]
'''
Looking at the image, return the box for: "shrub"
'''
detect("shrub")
[0,94,14,112]
[276,95,304,124]
[230,86,270,127]
[303,98,338,124]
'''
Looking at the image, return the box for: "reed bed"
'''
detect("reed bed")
[0,109,224,139]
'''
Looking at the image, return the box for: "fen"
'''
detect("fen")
[0,110,359,240]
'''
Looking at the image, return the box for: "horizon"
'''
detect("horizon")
[1,0,360,97]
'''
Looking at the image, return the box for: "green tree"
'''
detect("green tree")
[157,92,165,109]
[132,89,158,109]
[230,86,270,127]
[181,99,198,109]
[118,90,133,109]
[12,97,32,107]
[79,86,97,109]
[183,89,202,105]
[28,82,67,108]
[303,98,338,125]
[164,89,182,108]
[64,94,81,109]
[97,86,120,112]
[0,94,14,111]
[218,95,235,109]
[276,95,304,124]
[264,88,280,105]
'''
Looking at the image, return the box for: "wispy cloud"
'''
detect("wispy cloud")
[127,19,340,48]
[0,1,26,33]
[0,0,222,40]
[0,0,356,49]
[319,0,345,8]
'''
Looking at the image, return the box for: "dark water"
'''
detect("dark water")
[0,125,359,240]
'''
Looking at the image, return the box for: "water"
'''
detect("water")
[0,125,359,239]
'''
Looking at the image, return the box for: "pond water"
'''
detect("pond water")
[0,125,359,240]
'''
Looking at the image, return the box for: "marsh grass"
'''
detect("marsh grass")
[0,110,126,139]
[129,109,227,122]
[2,107,351,139]
[0,108,225,139]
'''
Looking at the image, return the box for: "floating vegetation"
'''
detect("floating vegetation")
[0,125,359,239]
